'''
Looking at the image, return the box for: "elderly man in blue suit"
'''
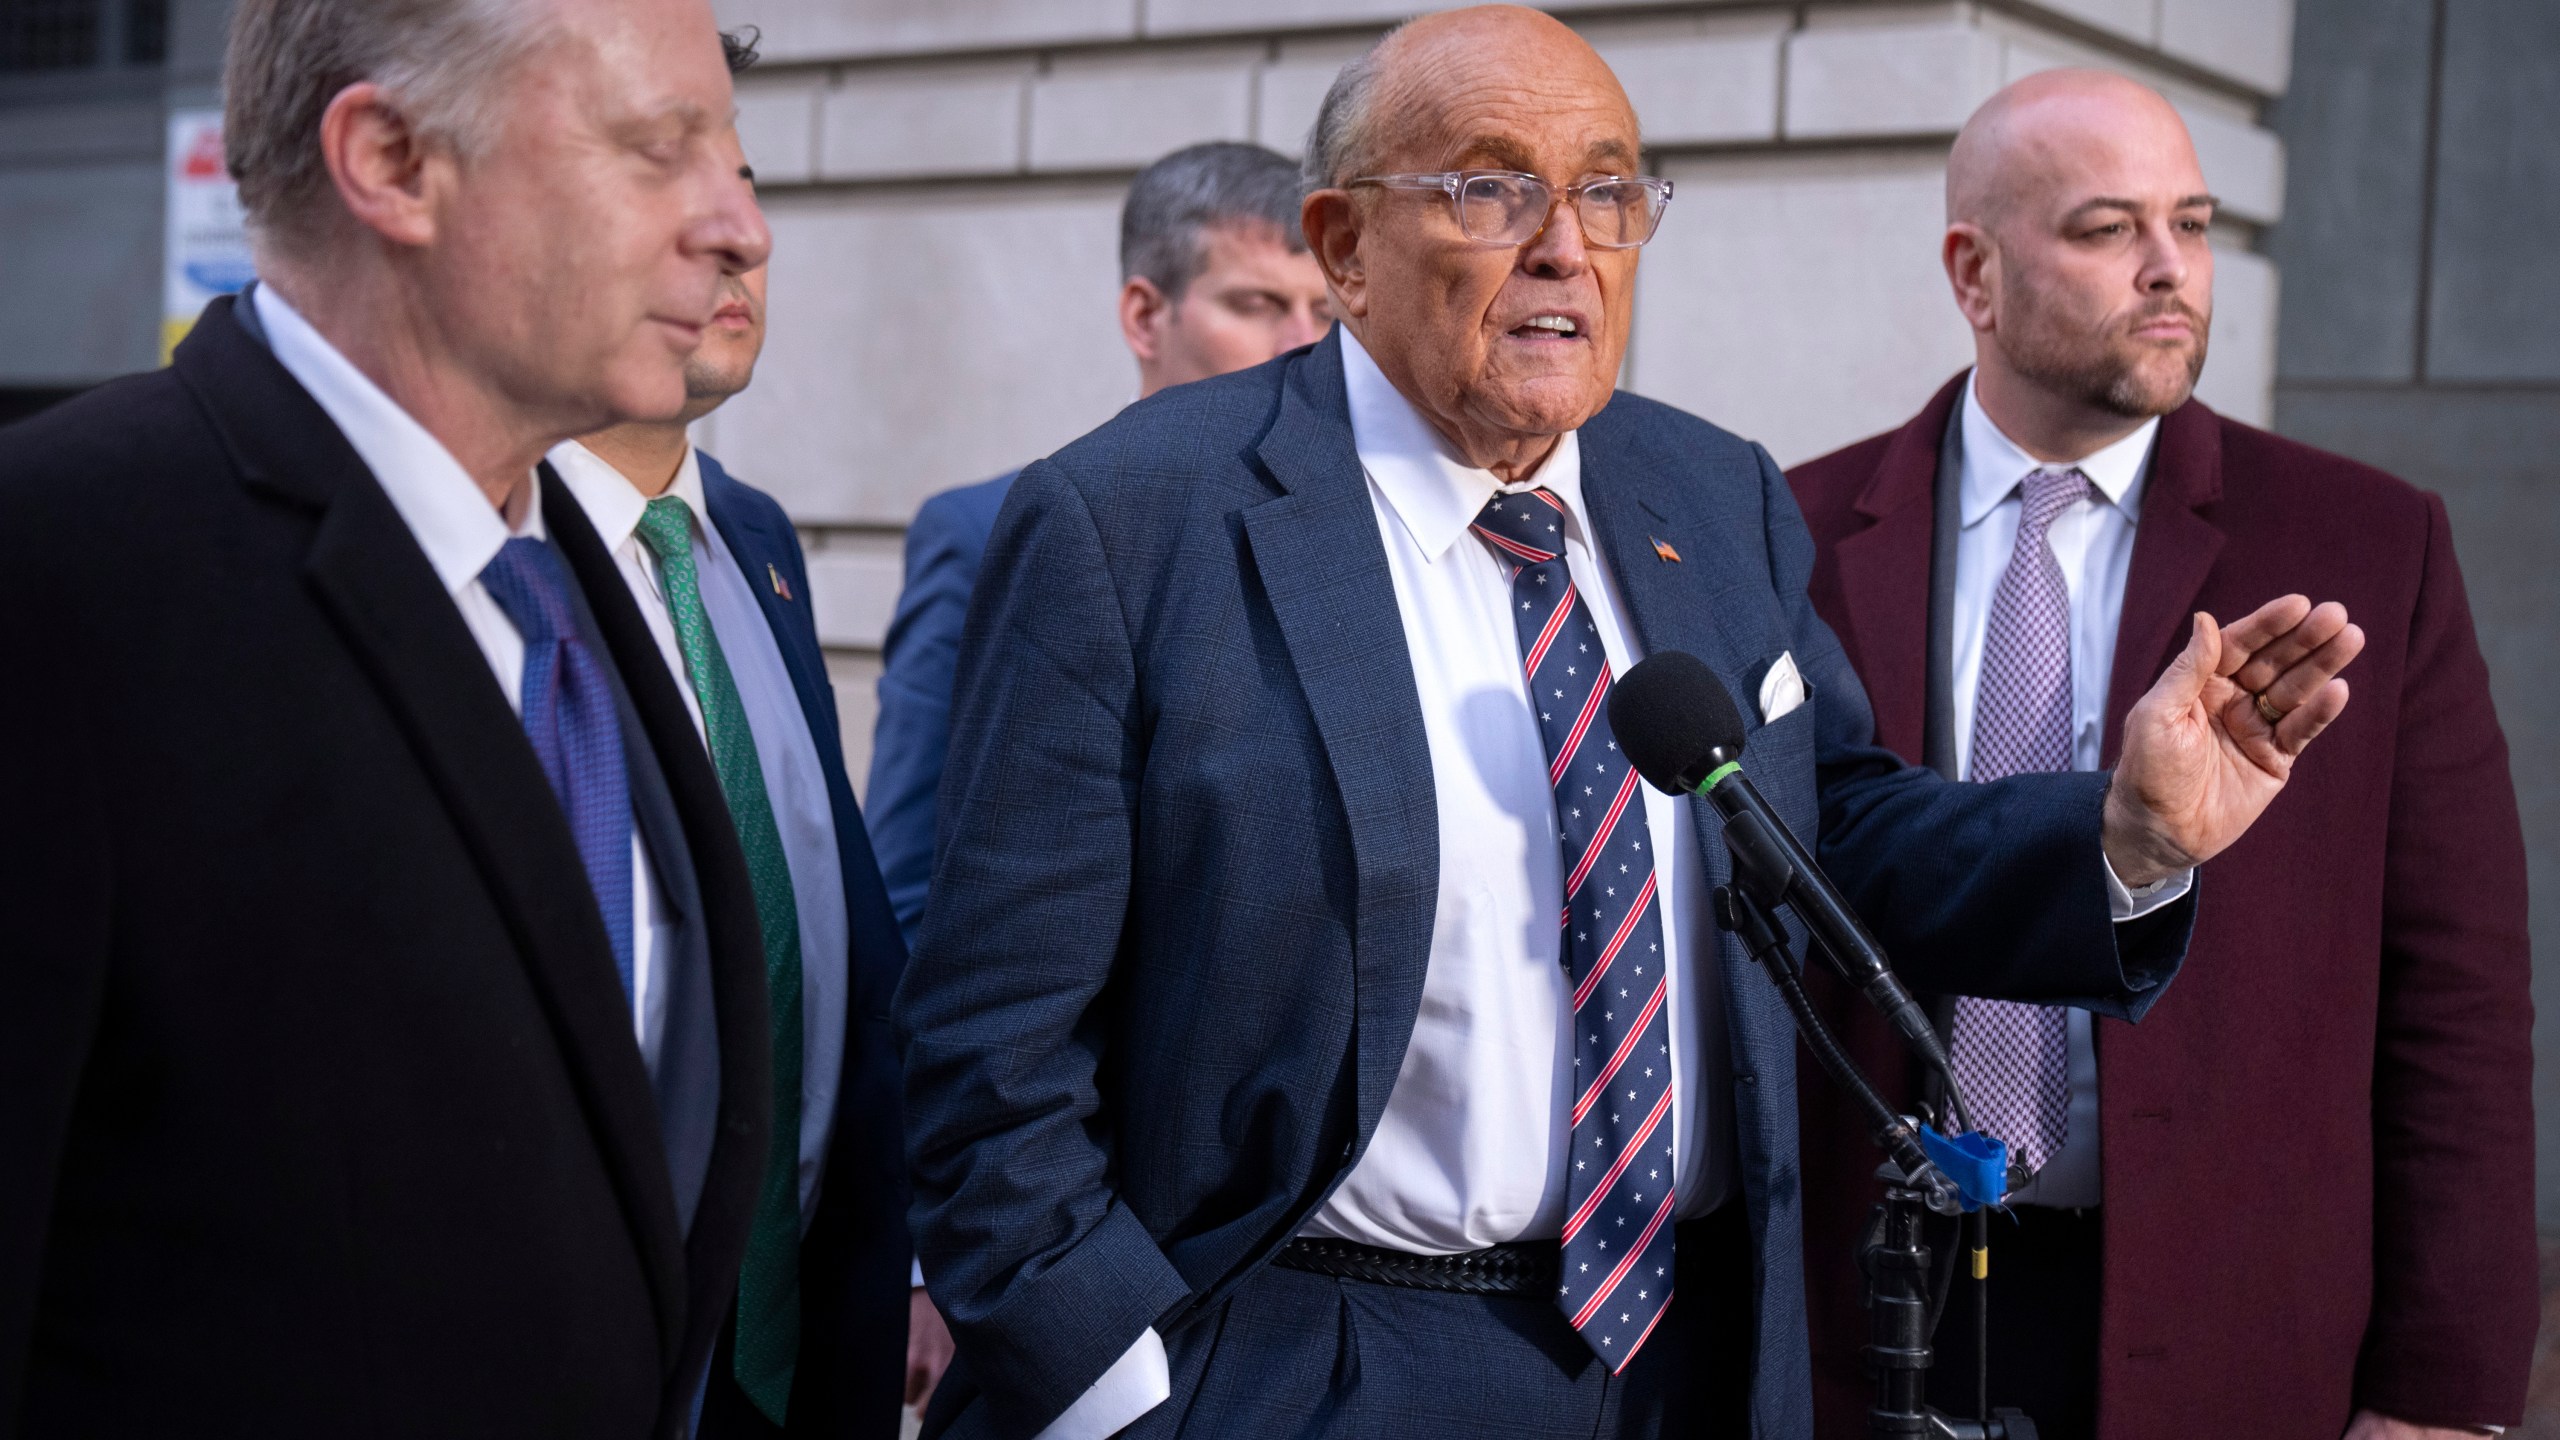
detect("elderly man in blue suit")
[553,79,945,1429]
[898,8,2365,1440]
[866,140,1333,945]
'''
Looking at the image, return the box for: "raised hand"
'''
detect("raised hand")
[2103,595,2366,887]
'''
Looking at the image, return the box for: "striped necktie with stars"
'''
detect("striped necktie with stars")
[1470,487,1678,1371]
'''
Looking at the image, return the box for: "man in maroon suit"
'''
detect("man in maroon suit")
[1788,69,2534,1440]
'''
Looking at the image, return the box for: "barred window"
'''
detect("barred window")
[0,0,167,74]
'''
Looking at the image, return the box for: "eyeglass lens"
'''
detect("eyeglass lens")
[1455,173,1665,248]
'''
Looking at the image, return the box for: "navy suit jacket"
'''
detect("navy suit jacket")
[895,332,2192,1440]
[696,453,915,1439]
[867,470,1017,945]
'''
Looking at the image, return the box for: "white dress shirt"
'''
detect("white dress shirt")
[255,283,676,1070]
[1950,374,2172,1209]
[549,440,851,1225]
[1307,328,1738,1248]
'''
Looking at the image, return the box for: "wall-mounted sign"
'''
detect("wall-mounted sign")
[162,109,253,364]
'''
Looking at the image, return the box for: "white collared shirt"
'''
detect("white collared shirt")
[549,439,851,1225]
[1950,373,2168,1209]
[254,282,674,1071]
[1304,326,1736,1249]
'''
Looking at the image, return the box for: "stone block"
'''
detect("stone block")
[2018,0,2155,46]
[1583,15,1786,147]
[2425,0,2560,382]
[2158,0,2293,96]
[0,162,162,384]
[821,63,1031,180]
[2263,0,2433,383]
[1630,150,1973,466]
[826,650,886,800]
[1028,48,1258,172]
[693,184,1133,526]
[1141,0,1629,39]
[712,0,1136,64]
[2177,103,2284,225]
[1254,39,1379,160]
[735,76,819,185]
[1785,9,2002,139]
[803,543,908,650]
[2191,243,2276,427]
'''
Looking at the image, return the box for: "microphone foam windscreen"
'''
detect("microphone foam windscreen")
[1609,650,1748,794]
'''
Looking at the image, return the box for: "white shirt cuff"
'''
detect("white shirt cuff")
[911,1257,926,1288]
[1028,1327,1169,1440]
[2103,853,2193,920]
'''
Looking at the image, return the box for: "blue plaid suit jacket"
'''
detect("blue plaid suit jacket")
[896,331,2190,1440]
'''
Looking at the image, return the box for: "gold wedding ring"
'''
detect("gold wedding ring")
[2253,690,2286,726]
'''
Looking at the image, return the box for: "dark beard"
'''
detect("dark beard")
[2007,286,2211,420]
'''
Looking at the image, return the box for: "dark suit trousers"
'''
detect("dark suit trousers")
[1123,1208,1752,1440]
[1925,1206,2101,1440]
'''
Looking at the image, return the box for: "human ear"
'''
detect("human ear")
[1304,188,1370,320]
[1942,222,1999,334]
[1118,276,1170,363]
[318,82,442,248]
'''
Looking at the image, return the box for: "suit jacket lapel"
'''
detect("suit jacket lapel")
[2102,401,2225,765]
[1836,374,1965,762]
[1239,333,1440,1144]
[698,456,850,825]
[1577,398,1768,712]
[545,470,775,1406]
[174,301,689,1366]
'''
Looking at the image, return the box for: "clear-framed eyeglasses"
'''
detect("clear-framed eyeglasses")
[1345,169,1674,249]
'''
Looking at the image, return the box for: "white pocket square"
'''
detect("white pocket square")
[1758,651,1807,723]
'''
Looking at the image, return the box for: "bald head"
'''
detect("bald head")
[1308,6,1636,191]
[1948,69,2203,231]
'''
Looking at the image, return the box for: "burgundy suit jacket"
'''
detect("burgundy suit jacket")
[1787,374,2536,1437]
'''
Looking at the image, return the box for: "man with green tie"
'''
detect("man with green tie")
[549,31,937,1433]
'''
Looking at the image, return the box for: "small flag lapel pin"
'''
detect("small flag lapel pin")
[768,563,793,600]
[1651,535,1682,563]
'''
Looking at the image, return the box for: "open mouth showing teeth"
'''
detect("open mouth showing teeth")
[1512,315,1581,338]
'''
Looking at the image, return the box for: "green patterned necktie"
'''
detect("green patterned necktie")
[634,494,804,1425]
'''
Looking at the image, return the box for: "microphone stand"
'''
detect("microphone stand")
[1712,835,2038,1440]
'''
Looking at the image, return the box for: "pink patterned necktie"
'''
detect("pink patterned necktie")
[1948,466,2090,1180]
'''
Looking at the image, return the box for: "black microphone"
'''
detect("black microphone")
[1607,650,1958,1089]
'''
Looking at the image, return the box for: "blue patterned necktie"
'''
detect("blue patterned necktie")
[1472,488,1678,1371]
[481,536,636,1000]
[1948,466,2090,1180]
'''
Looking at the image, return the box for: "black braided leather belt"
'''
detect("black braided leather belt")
[1272,1236,1561,1297]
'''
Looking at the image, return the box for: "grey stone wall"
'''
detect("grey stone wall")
[2268,0,2560,1229]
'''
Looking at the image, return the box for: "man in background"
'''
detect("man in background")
[0,0,776,1433]
[1790,69,2533,1440]
[551,34,952,1426]
[866,139,1332,943]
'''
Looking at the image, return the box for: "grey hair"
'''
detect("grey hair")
[1119,141,1309,299]
[1302,47,1385,193]
[223,0,560,253]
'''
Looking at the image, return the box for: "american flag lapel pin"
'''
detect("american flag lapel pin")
[768,563,793,600]
[1650,535,1682,564]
